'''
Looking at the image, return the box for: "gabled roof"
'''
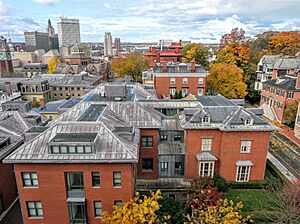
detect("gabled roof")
[263,76,298,91]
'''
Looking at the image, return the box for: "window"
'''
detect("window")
[170,88,176,96]
[59,87,62,90]
[287,91,294,98]
[201,138,212,151]
[198,162,214,177]
[240,140,252,153]
[182,88,188,97]
[60,93,63,97]
[142,158,153,170]
[174,134,182,141]
[65,87,68,90]
[198,78,204,84]
[53,87,56,91]
[65,172,84,191]
[141,136,153,147]
[113,172,121,187]
[160,134,168,141]
[236,166,251,182]
[170,78,176,84]
[50,145,93,154]
[94,201,102,217]
[160,162,168,171]
[68,202,86,223]
[22,172,38,187]
[198,88,203,96]
[202,115,210,123]
[92,172,100,187]
[114,201,122,207]
[77,87,80,90]
[182,78,188,84]
[26,201,43,218]
[244,118,253,125]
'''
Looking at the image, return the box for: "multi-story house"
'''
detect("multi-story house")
[260,71,300,123]
[0,78,51,106]
[4,83,276,223]
[255,53,300,90]
[153,62,208,98]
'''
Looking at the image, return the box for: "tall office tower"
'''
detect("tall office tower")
[0,36,13,77]
[104,32,113,57]
[57,17,81,48]
[114,38,121,54]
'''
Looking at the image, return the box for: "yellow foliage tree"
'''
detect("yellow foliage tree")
[187,199,252,224]
[100,190,167,224]
[183,43,210,68]
[208,63,247,99]
[111,52,147,82]
[268,31,300,55]
[47,56,60,74]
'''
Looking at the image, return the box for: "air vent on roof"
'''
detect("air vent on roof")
[114,97,122,101]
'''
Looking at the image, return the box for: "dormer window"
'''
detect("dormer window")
[202,115,211,123]
[244,117,253,125]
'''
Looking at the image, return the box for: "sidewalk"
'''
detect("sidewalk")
[280,125,300,146]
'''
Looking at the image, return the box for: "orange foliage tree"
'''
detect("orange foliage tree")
[268,31,300,55]
[208,63,247,99]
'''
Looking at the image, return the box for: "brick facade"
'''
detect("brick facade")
[15,163,135,224]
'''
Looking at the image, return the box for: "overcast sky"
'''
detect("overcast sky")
[0,0,299,43]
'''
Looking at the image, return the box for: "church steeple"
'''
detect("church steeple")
[46,19,55,37]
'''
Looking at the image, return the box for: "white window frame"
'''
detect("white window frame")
[198,88,203,96]
[201,138,212,151]
[202,115,210,123]
[94,201,102,217]
[198,161,214,178]
[240,140,252,153]
[182,78,188,84]
[182,88,188,97]
[236,166,251,182]
[198,78,204,84]
[170,78,176,84]
[170,88,176,96]
[244,118,253,125]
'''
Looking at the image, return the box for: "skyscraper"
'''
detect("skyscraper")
[104,32,113,57]
[57,17,81,48]
[114,38,121,55]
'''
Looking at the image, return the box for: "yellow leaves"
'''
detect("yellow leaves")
[208,63,247,99]
[47,56,60,74]
[268,31,300,55]
[100,190,164,224]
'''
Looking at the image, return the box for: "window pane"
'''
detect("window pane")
[77,146,84,153]
[61,146,67,153]
[85,146,92,153]
[69,146,76,153]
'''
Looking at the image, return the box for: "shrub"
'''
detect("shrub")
[157,197,187,224]
[213,175,229,192]
[231,180,267,189]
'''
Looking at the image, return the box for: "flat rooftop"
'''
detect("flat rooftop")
[51,133,98,143]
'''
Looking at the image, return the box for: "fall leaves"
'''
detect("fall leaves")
[268,31,300,55]
[47,56,60,74]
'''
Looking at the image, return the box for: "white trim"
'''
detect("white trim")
[198,161,215,178]
[235,165,251,182]
[154,73,208,77]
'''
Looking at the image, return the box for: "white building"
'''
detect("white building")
[57,17,81,48]
[104,32,113,57]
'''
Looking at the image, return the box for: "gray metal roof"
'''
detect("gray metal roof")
[196,152,218,161]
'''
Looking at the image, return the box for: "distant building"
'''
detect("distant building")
[22,63,48,77]
[104,32,113,57]
[64,43,91,66]
[114,38,121,55]
[57,17,81,48]
[0,36,14,77]
[153,61,208,98]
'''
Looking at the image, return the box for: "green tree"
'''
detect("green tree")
[111,52,147,82]
[157,197,187,224]
[284,100,298,128]
[208,63,248,99]
[182,43,210,68]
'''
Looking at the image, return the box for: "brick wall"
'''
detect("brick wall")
[15,163,135,224]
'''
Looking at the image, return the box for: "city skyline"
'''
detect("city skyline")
[0,0,300,43]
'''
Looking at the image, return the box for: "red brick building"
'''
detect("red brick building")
[153,61,208,98]
[260,71,300,123]
[5,84,276,222]
[144,41,183,67]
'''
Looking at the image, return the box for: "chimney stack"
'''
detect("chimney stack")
[191,61,196,72]
[151,47,156,54]
[4,82,12,95]
[182,58,187,63]
[162,61,167,72]
[280,51,285,57]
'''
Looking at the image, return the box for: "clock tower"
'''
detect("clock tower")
[0,36,14,77]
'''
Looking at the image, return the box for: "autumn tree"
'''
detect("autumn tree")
[182,43,210,68]
[47,56,60,74]
[283,100,299,128]
[268,31,300,55]
[100,190,167,224]
[219,27,248,49]
[187,199,252,224]
[207,63,248,99]
[111,52,147,82]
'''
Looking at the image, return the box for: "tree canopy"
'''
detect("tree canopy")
[284,100,299,128]
[182,43,210,68]
[268,31,300,55]
[111,52,147,82]
[47,56,60,74]
[208,63,248,99]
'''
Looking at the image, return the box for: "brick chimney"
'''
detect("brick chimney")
[151,47,156,53]
[162,61,167,72]
[191,61,196,72]
[296,71,300,89]
[182,58,187,63]
[280,51,285,57]
[4,82,12,94]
